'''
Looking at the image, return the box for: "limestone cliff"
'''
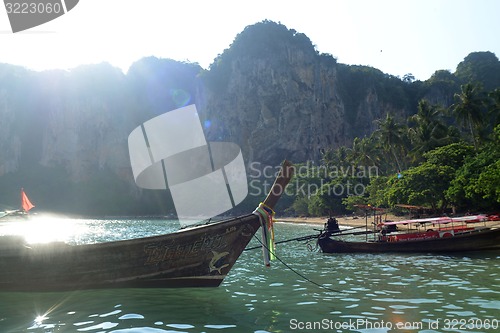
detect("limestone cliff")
[199,38,346,165]
[198,21,414,166]
[0,21,497,215]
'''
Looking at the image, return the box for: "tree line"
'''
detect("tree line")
[288,83,500,216]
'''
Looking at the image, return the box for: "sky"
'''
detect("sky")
[0,0,499,81]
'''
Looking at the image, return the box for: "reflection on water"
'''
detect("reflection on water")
[0,215,178,244]
[0,221,498,332]
[0,215,91,244]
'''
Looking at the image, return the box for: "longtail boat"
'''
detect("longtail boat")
[0,105,294,292]
[318,214,500,253]
[0,160,294,292]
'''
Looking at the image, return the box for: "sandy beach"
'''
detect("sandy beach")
[275,214,500,229]
[274,214,403,227]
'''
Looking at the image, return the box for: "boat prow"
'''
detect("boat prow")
[0,161,294,292]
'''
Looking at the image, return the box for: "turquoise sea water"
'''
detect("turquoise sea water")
[0,218,499,333]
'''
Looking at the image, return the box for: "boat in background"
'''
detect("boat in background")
[0,161,294,292]
[0,188,35,221]
[318,213,500,253]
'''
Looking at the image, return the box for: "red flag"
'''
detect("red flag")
[21,188,35,212]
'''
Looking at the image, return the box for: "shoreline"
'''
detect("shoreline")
[275,214,406,227]
[275,214,500,229]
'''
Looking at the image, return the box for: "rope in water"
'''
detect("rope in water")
[251,233,342,293]
[244,233,320,251]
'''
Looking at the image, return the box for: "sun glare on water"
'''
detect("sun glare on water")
[0,214,92,244]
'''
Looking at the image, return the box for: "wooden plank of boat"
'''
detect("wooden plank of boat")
[0,161,294,292]
[318,227,500,253]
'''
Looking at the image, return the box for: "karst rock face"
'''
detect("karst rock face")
[2,20,495,214]
[0,64,135,182]
[200,50,347,168]
[197,21,413,168]
[0,21,428,190]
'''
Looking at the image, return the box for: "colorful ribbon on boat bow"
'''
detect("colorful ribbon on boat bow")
[253,202,276,266]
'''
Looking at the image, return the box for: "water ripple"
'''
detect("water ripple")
[2,221,498,333]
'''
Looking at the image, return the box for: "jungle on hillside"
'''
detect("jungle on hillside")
[289,83,500,216]
[0,21,499,217]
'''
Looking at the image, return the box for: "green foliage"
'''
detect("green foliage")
[361,143,476,212]
[342,195,368,212]
[289,196,310,216]
[426,69,460,92]
[365,176,391,208]
[309,176,373,215]
[2,28,500,218]
[320,77,499,214]
[487,88,500,127]
[337,64,412,133]
[446,126,500,211]
[455,51,500,90]
[316,79,497,214]
[229,20,315,59]
[402,73,416,83]
[451,83,487,150]
[423,143,474,170]
[408,100,455,162]
[385,163,454,210]
[204,20,316,94]
[282,160,373,216]
[373,113,407,172]
[476,160,500,203]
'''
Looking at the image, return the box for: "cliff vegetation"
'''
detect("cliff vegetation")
[0,20,498,216]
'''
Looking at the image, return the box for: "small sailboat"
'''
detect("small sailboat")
[0,161,293,291]
[0,104,295,292]
[0,188,35,221]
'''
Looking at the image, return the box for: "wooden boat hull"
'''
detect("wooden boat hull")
[0,160,295,292]
[0,214,261,292]
[318,228,500,253]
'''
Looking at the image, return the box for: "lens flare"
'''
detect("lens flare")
[169,88,191,107]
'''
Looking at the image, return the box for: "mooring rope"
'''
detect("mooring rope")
[244,233,320,251]
[251,233,342,293]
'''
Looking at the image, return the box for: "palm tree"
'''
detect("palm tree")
[348,137,379,167]
[451,84,485,150]
[373,113,406,173]
[408,100,450,159]
[322,146,350,170]
[487,88,500,127]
